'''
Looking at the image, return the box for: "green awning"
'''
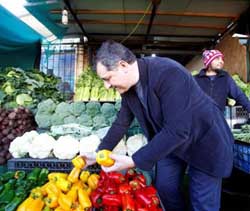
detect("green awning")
[0,5,42,69]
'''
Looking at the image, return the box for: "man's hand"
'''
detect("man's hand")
[101,154,135,172]
[80,152,97,167]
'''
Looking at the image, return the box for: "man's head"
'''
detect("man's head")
[202,50,224,71]
[95,40,138,94]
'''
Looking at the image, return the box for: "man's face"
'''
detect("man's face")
[96,61,133,94]
[209,56,224,70]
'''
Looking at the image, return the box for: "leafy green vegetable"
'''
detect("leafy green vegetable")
[16,94,33,106]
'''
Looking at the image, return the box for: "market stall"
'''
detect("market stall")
[1,0,250,210]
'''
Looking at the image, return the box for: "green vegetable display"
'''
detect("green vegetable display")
[232,74,250,98]
[74,66,121,101]
[0,168,49,211]
[0,67,65,110]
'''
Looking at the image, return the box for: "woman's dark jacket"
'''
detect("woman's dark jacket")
[194,69,250,112]
[99,57,234,178]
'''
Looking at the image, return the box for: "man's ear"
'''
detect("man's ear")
[119,60,129,68]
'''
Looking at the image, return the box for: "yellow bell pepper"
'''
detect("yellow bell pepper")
[67,167,81,183]
[73,204,84,211]
[96,149,115,167]
[79,171,90,183]
[78,189,92,210]
[87,173,100,190]
[56,177,72,192]
[45,182,61,196]
[30,187,44,199]
[54,207,66,211]
[16,197,34,211]
[66,186,78,202]
[72,156,86,169]
[72,180,86,190]
[58,192,73,211]
[84,186,92,196]
[26,198,45,211]
[48,173,68,182]
[41,182,50,196]
[44,193,59,208]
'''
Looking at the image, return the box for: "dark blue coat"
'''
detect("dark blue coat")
[99,57,234,178]
[195,69,250,112]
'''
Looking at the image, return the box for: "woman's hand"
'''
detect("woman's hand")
[101,153,135,172]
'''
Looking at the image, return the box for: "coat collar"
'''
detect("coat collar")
[137,58,148,86]
[197,68,226,78]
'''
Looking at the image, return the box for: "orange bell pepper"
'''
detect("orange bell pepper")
[25,198,45,211]
[96,149,115,167]
[72,156,86,169]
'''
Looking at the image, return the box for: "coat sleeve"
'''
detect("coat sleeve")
[132,69,193,170]
[227,76,250,113]
[98,97,134,151]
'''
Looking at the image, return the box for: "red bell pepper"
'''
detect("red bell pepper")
[90,190,103,208]
[135,190,152,207]
[129,179,142,191]
[105,179,118,194]
[107,172,126,184]
[144,186,157,197]
[119,183,132,194]
[102,194,122,207]
[135,174,146,187]
[136,208,149,211]
[125,168,137,181]
[103,206,120,211]
[150,195,160,206]
[122,194,135,211]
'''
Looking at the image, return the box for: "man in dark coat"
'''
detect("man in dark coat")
[194,49,250,113]
[83,41,234,211]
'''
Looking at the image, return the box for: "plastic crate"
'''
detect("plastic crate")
[233,141,250,174]
[230,106,248,127]
[224,106,248,129]
[7,158,100,173]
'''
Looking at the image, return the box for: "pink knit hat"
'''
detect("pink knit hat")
[202,50,224,68]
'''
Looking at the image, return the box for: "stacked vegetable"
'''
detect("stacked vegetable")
[0,107,36,164]
[0,67,65,111]
[0,168,49,211]
[35,99,121,130]
[232,124,250,144]
[74,66,121,102]
[16,158,100,211]
[90,168,163,211]
[232,74,250,98]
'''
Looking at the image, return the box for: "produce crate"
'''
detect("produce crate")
[7,158,100,173]
[233,141,250,174]
[230,106,248,127]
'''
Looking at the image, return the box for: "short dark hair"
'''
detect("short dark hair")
[95,40,136,71]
